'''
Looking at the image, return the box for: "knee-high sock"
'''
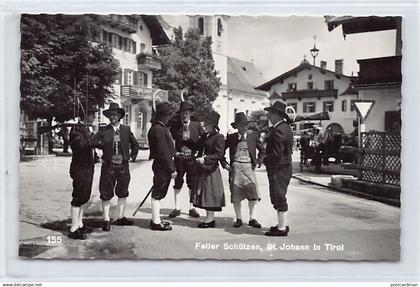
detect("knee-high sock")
[78,207,84,228]
[189,189,194,209]
[118,197,127,219]
[70,206,80,232]
[233,202,242,220]
[102,200,111,221]
[151,198,161,224]
[174,188,181,210]
[205,210,215,223]
[277,211,287,230]
[248,200,257,220]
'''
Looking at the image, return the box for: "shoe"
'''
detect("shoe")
[265,226,289,237]
[188,208,200,218]
[150,221,172,231]
[113,217,134,226]
[102,220,111,231]
[269,225,289,233]
[150,220,170,227]
[248,219,262,229]
[168,209,181,218]
[198,220,215,228]
[233,219,243,228]
[68,229,87,240]
[78,225,94,234]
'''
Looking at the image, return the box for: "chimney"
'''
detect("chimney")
[320,61,327,69]
[335,59,343,74]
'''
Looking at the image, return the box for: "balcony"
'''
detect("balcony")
[137,53,162,71]
[282,89,338,100]
[104,15,137,34]
[121,85,168,103]
[357,55,402,87]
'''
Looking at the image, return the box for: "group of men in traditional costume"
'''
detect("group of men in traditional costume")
[67,98,293,239]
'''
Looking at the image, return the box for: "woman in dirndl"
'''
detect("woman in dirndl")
[224,112,265,229]
[192,110,225,228]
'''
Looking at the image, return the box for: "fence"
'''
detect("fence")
[358,131,401,186]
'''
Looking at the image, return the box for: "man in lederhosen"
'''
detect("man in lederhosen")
[91,103,139,232]
[263,101,293,236]
[224,112,265,229]
[148,102,176,231]
[168,102,203,218]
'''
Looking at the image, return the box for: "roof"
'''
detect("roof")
[227,57,267,97]
[340,84,357,96]
[140,15,171,46]
[325,16,401,35]
[256,62,353,92]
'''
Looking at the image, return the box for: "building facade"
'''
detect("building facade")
[162,15,269,135]
[257,59,358,134]
[96,15,170,146]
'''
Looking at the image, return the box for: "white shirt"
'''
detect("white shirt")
[112,123,121,133]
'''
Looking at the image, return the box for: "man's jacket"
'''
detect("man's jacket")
[91,124,139,163]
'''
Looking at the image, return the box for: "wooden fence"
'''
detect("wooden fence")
[358,131,401,186]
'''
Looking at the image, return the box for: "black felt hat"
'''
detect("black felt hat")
[103,103,125,120]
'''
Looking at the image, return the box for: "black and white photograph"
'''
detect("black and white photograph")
[18,14,402,260]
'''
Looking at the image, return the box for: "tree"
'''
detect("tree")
[249,110,268,133]
[20,14,119,152]
[153,27,221,115]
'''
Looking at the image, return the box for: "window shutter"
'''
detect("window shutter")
[123,69,128,85]
[133,71,138,85]
[132,40,137,54]
[143,72,148,87]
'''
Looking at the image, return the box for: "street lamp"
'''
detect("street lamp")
[310,36,319,66]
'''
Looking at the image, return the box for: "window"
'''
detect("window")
[198,17,204,35]
[217,18,223,36]
[342,100,347,112]
[234,108,238,115]
[143,72,148,87]
[308,74,313,80]
[307,82,314,90]
[323,101,334,112]
[246,110,249,116]
[303,102,316,113]
[111,34,119,48]
[118,36,123,50]
[287,102,298,113]
[324,80,334,90]
[140,43,146,53]
[133,71,139,86]
[288,83,297,92]
[137,110,143,132]
[350,99,357,112]
[115,68,123,85]
[127,70,133,85]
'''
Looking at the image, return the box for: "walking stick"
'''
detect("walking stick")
[132,187,152,216]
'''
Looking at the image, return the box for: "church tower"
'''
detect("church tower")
[188,15,231,133]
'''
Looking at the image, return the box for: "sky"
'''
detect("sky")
[163,15,396,84]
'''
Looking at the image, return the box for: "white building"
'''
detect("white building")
[97,15,171,146]
[161,15,269,135]
[257,59,358,134]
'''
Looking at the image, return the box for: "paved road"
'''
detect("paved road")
[19,154,400,260]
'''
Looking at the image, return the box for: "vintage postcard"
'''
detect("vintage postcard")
[19,14,401,260]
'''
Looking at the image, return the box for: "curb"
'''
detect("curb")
[292,174,400,207]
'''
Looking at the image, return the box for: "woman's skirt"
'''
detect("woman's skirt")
[230,161,260,203]
[192,167,225,211]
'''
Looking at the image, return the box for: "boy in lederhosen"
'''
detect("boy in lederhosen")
[224,112,265,229]
[68,121,95,240]
[91,103,139,232]
[168,102,203,219]
[263,101,293,236]
[148,102,176,231]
